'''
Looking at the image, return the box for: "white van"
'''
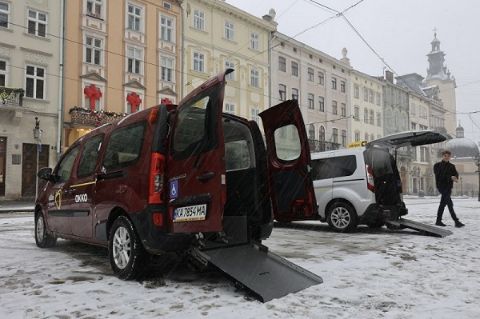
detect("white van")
[310,131,446,232]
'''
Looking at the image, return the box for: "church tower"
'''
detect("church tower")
[425,30,457,136]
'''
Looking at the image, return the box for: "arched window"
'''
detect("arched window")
[319,126,325,141]
[308,124,315,140]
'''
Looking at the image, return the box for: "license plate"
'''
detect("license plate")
[173,204,207,222]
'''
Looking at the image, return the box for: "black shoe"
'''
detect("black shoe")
[455,221,465,228]
[435,221,447,227]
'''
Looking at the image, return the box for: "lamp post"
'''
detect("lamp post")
[33,117,42,199]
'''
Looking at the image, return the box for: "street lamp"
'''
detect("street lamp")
[33,117,42,199]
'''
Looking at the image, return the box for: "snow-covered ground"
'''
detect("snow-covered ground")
[1,197,479,319]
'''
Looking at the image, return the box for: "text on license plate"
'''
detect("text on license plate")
[173,204,207,222]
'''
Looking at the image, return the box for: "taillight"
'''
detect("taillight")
[149,152,165,204]
[366,164,375,192]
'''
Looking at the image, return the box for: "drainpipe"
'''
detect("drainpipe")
[268,31,272,108]
[56,0,65,161]
[180,0,185,99]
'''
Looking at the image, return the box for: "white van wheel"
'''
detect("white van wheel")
[327,202,357,232]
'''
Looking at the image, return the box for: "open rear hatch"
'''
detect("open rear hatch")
[368,130,452,237]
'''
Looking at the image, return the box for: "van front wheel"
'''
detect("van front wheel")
[327,202,357,232]
[108,216,146,280]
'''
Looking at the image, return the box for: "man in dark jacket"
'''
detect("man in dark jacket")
[433,150,465,227]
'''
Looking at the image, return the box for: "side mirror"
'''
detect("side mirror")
[37,167,54,182]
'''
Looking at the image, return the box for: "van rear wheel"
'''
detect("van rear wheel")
[327,202,357,232]
[109,216,146,280]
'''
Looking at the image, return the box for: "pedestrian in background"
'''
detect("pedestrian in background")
[434,150,465,227]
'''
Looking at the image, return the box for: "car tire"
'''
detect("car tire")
[108,216,146,280]
[35,212,57,248]
[327,202,358,232]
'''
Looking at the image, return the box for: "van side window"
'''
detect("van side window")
[312,155,357,179]
[77,135,103,177]
[56,146,80,183]
[103,122,145,170]
[225,140,250,171]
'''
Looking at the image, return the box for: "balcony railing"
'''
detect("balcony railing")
[0,87,24,107]
[308,139,341,152]
[69,107,126,127]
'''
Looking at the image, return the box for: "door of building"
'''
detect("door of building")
[22,143,49,197]
[0,137,6,196]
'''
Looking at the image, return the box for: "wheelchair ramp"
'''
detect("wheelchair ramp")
[190,243,322,302]
[386,218,453,237]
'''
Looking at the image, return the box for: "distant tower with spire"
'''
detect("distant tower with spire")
[425,29,457,136]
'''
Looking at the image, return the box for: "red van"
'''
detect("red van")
[35,70,321,302]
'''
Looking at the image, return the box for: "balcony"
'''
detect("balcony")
[308,139,341,152]
[0,87,24,108]
[69,107,125,127]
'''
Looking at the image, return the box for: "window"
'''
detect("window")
[78,135,103,177]
[364,108,368,123]
[193,9,204,30]
[104,123,145,169]
[224,21,234,40]
[250,68,259,88]
[161,16,174,42]
[411,122,417,130]
[250,32,259,50]
[354,84,359,98]
[341,103,346,117]
[363,87,368,102]
[279,84,286,101]
[340,81,346,93]
[319,126,325,142]
[278,56,286,72]
[318,72,324,85]
[225,140,251,171]
[365,133,369,142]
[250,108,259,123]
[308,68,314,81]
[369,89,374,103]
[331,77,337,90]
[291,88,298,101]
[355,131,360,142]
[308,93,314,110]
[25,65,45,99]
[354,106,359,120]
[420,146,429,162]
[28,10,47,37]
[225,103,235,114]
[291,62,298,76]
[332,100,337,115]
[0,60,6,86]
[341,130,347,147]
[87,0,102,18]
[56,146,80,183]
[377,112,381,126]
[274,125,301,161]
[319,96,324,112]
[127,3,142,32]
[127,46,142,74]
[0,2,9,28]
[193,52,205,72]
[369,110,374,125]
[308,124,315,140]
[85,36,102,65]
[225,61,235,80]
[376,92,381,106]
[161,57,173,82]
[332,128,338,144]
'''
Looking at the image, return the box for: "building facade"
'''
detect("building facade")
[63,0,183,147]
[182,0,276,124]
[0,0,62,198]
[271,33,350,151]
[350,69,384,143]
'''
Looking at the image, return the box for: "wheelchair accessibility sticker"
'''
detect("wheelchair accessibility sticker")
[170,179,178,200]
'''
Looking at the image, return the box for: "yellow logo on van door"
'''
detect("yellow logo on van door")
[54,189,62,209]
[347,141,367,148]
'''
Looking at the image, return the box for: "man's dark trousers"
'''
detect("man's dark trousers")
[437,188,459,222]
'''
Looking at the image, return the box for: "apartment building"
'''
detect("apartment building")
[63,0,183,147]
[0,0,62,198]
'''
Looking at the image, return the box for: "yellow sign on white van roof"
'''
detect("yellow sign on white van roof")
[348,141,367,148]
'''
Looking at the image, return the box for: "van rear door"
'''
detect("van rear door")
[259,100,317,222]
[167,70,231,233]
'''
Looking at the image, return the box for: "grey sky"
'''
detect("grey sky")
[227,0,480,141]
